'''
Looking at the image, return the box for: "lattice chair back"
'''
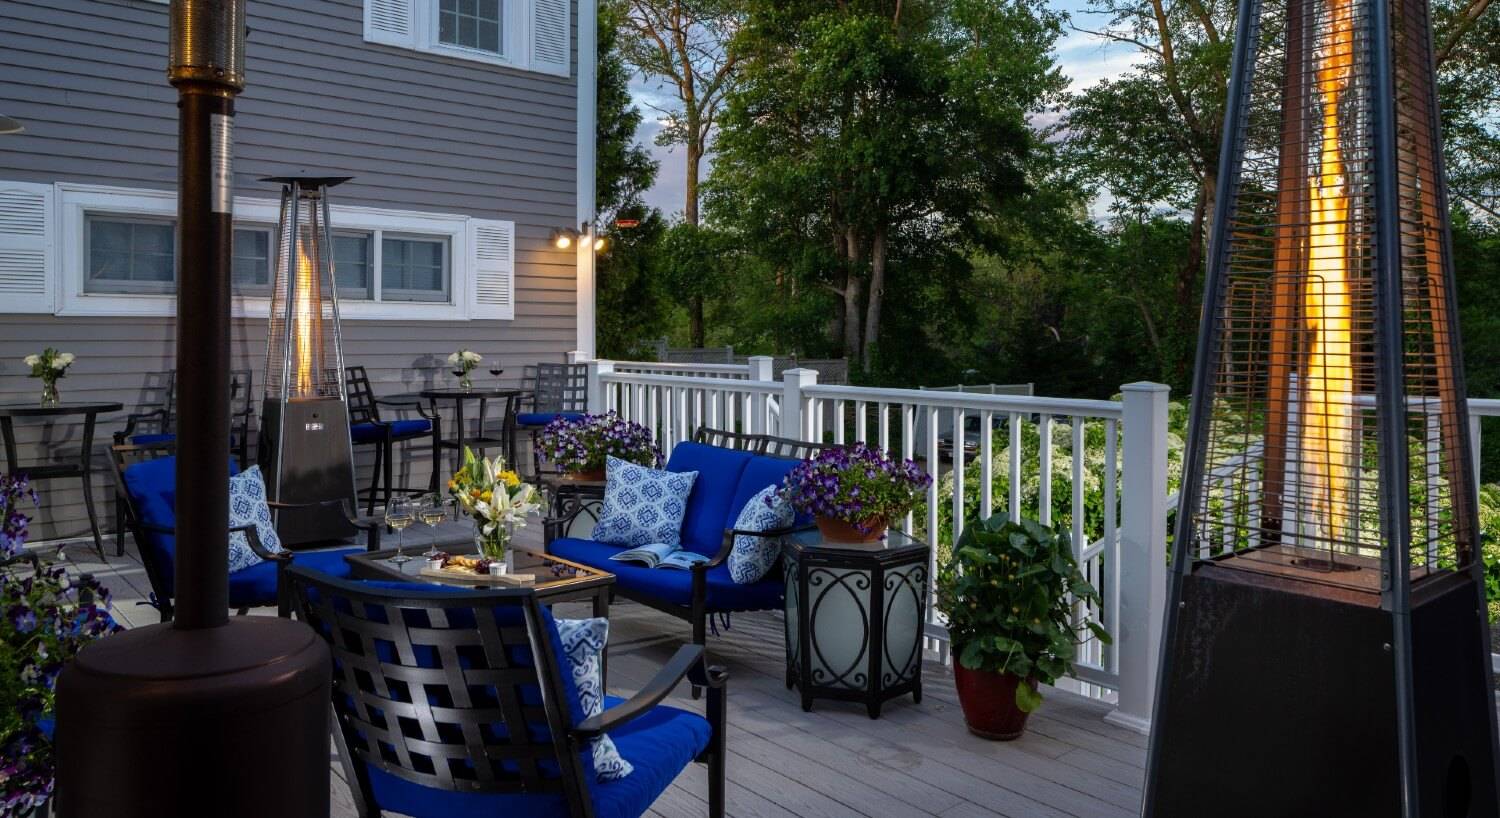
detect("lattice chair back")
[285,568,594,816]
[533,363,587,414]
[344,366,381,426]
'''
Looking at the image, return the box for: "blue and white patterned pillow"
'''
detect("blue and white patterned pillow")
[593,456,697,548]
[728,485,794,584]
[555,617,633,781]
[227,466,283,573]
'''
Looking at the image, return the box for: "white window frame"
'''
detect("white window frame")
[423,0,524,67]
[54,183,501,322]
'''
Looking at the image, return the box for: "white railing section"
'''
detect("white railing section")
[583,356,1169,732]
[611,359,759,380]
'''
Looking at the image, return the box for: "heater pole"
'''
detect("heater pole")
[168,0,242,629]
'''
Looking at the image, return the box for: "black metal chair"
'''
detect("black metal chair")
[345,366,442,515]
[518,362,588,479]
[113,369,256,554]
[110,441,380,621]
[286,566,729,818]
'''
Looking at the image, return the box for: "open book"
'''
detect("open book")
[610,542,710,570]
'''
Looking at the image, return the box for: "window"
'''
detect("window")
[85,216,174,294]
[381,236,449,302]
[232,227,274,294]
[334,232,374,300]
[439,0,502,54]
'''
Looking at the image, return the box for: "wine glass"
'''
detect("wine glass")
[386,496,416,567]
[419,494,449,558]
[489,358,504,382]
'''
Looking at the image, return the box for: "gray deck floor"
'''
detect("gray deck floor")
[54,536,1146,818]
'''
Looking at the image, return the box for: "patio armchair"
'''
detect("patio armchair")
[345,366,443,514]
[286,566,729,818]
[113,368,256,554]
[517,362,588,479]
[109,441,381,621]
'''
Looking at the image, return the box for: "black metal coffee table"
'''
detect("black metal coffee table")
[0,401,124,561]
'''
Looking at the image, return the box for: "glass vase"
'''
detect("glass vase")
[475,523,511,561]
[460,372,473,391]
[40,381,59,407]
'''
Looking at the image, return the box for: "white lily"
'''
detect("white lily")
[58,352,75,365]
[23,355,39,367]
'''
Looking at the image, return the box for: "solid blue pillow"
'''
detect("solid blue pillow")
[593,456,697,548]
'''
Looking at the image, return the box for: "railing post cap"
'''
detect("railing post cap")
[1120,382,1170,394]
[748,354,773,362]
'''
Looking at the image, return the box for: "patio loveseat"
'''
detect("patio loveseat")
[545,429,834,647]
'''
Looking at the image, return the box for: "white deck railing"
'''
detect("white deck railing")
[583,357,1168,732]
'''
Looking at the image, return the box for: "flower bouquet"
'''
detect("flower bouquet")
[448,447,541,561]
[24,349,75,407]
[536,412,661,480]
[447,349,482,390]
[778,443,932,542]
[1,474,122,815]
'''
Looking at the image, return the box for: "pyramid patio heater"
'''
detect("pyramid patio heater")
[258,175,358,546]
[1144,0,1500,811]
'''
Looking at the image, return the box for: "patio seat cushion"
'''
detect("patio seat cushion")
[129,432,176,446]
[549,537,784,612]
[122,454,240,592]
[593,457,698,548]
[349,419,432,445]
[227,547,358,609]
[665,441,754,556]
[517,411,586,427]
[363,695,709,818]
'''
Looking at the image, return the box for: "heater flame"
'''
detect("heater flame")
[293,240,316,397]
[1299,0,1356,540]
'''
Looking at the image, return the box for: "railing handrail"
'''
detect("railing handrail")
[612,360,752,377]
[1468,398,1500,417]
[799,382,1125,419]
[598,370,781,392]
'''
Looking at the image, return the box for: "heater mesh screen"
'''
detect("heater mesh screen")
[1188,0,1473,592]
[264,188,345,401]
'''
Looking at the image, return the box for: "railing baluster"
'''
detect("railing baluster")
[953,408,966,542]
[1008,412,1022,520]
[1103,417,1119,673]
[855,400,868,444]
[879,402,890,456]
[902,404,915,534]
[1071,420,1085,565]
[1038,414,1053,527]
[834,400,846,445]
[979,410,994,520]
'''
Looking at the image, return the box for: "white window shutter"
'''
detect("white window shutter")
[469,219,515,320]
[530,0,571,76]
[0,182,54,314]
[365,0,416,48]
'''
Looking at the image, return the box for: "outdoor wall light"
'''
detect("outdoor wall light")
[593,234,607,252]
[550,227,579,249]
[0,115,24,135]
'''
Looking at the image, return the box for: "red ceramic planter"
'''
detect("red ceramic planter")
[565,468,607,481]
[952,664,1036,740]
[815,515,888,543]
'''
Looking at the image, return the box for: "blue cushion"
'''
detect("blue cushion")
[728,485,793,584]
[593,457,697,548]
[122,455,241,592]
[549,537,784,612]
[129,432,176,446]
[517,411,586,427]
[227,547,358,609]
[364,695,710,818]
[350,418,432,444]
[665,441,754,556]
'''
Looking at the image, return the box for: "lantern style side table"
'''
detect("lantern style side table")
[0,402,124,562]
[782,527,930,718]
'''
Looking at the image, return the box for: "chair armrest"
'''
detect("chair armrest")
[237,524,289,563]
[543,494,602,544]
[698,524,810,571]
[572,645,721,739]
[268,499,384,549]
[118,407,170,439]
[375,396,440,422]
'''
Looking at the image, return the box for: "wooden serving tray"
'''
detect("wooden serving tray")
[419,566,537,586]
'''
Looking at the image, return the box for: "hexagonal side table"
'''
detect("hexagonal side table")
[782,527,930,718]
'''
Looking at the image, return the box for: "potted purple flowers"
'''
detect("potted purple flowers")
[779,443,931,542]
[1,474,123,815]
[536,412,661,480]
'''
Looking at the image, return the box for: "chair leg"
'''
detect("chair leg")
[707,680,727,818]
[367,443,384,516]
[115,501,127,557]
[383,437,395,507]
[691,610,707,700]
[80,472,108,563]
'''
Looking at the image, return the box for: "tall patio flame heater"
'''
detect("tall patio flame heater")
[53,2,331,815]
[1144,0,1500,810]
[258,174,358,546]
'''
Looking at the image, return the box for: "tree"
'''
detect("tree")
[709,0,1067,372]
[597,0,660,219]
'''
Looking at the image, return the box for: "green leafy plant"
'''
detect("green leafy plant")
[936,512,1110,713]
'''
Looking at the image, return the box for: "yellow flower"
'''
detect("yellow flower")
[481,490,493,502]
[498,470,521,488]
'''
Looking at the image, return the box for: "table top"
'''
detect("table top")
[784,526,929,558]
[419,387,527,401]
[346,547,615,595]
[0,401,124,418]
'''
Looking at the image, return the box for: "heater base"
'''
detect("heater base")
[54,617,331,818]
[1147,564,1499,817]
[261,397,358,547]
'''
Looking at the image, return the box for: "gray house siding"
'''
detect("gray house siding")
[0,0,585,542]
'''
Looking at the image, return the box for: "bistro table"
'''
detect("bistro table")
[345,546,615,618]
[782,527,931,718]
[0,401,123,560]
[414,387,527,473]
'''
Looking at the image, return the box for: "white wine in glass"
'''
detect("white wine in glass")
[420,495,448,557]
[386,497,416,566]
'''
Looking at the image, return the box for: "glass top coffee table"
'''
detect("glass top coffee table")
[344,547,615,619]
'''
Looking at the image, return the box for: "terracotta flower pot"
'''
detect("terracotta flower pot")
[565,468,607,482]
[815,515,887,543]
[952,664,1036,740]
